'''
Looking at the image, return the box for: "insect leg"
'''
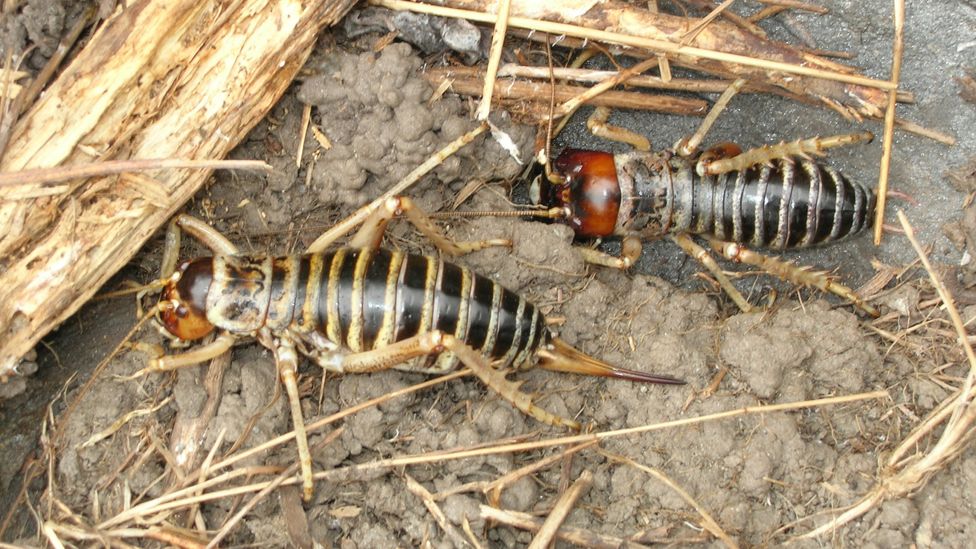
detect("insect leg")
[676,78,747,157]
[670,233,755,313]
[585,106,651,152]
[139,332,237,373]
[337,331,579,429]
[700,132,874,176]
[136,216,201,316]
[170,214,240,255]
[347,196,511,255]
[265,334,315,501]
[705,237,880,317]
[576,234,643,269]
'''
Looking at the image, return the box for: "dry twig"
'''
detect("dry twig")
[796,211,976,539]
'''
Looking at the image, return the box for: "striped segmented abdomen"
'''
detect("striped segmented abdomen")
[199,249,548,374]
[618,153,876,250]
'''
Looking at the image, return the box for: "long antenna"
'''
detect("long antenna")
[428,208,565,220]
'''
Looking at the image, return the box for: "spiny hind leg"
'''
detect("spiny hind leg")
[337,331,579,430]
[699,132,874,176]
[705,237,879,317]
[670,233,755,314]
[585,106,651,152]
[347,196,511,255]
[576,234,642,270]
[267,335,315,501]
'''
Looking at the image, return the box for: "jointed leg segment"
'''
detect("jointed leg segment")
[705,237,879,317]
[576,234,643,270]
[337,330,580,429]
[670,233,755,313]
[348,196,511,255]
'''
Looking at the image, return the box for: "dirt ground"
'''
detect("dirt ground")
[3,1,976,547]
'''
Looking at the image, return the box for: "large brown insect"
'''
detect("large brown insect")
[518,101,880,315]
[140,196,681,501]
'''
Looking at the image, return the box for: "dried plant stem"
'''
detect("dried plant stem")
[0,158,272,188]
[475,0,510,120]
[307,122,487,252]
[896,211,976,433]
[374,0,896,92]
[426,67,708,115]
[296,103,311,167]
[499,64,743,93]
[527,470,592,549]
[405,474,471,547]
[874,0,905,245]
[479,505,651,548]
[894,117,955,145]
[206,428,344,548]
[307,391,890,484]
[551,55,661,119]
[757,0,828,14]
[433,441,597,501]
[681,0,737,46]
[796,212,976,540]
[100,372,469,529]
[97,389,885,529]
[600,450,737,548]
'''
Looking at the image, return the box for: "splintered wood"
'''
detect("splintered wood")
[379,0,894,119]
[0,0,357,378]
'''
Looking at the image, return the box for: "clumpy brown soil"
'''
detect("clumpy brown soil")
[4,7,976,549]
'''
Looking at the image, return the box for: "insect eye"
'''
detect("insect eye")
[176,304,188,318]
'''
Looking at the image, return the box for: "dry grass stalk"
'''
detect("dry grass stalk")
[0,0,359,379]
[405,473,472,547]
[425,66,709,116]
[679,0,737,46]
[873,0,906,245]
[375,0,895,116]
[97,371,470,529]
[796,211,976,540]
[550,55,662,120]
[206,428,344,548]
[432,441,598,502]
[600,450,737,548]
[0,158,272,191]
[894,118,956,145]
[306,122,487,253]
[84,381,885,535]
[497,64,916,104]
[475,0,511,121]
[757,0,828,14]
[527,470,593,549]
[479,505,652,548]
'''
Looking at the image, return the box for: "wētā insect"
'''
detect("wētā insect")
[135,196,682,502]
[516,102,881,316]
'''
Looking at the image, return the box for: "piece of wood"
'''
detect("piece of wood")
[424,66,709,116]
[381,0,891,120]
[0,0,357,378]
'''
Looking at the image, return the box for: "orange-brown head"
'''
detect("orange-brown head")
[531,149,621,238]
[157,258,215,341]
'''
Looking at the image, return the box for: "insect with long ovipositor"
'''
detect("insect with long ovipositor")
[454,90,881,317]
[134,196,682,502]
